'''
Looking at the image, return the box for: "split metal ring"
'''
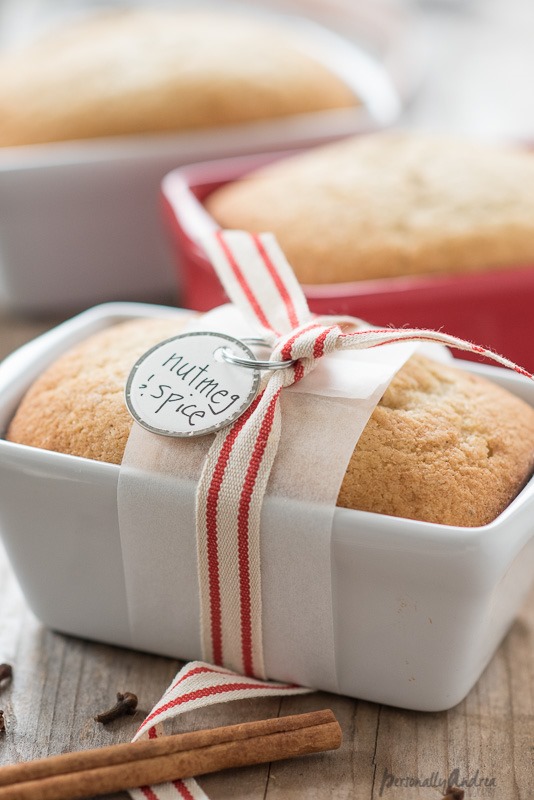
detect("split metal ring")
[218,338,296,371]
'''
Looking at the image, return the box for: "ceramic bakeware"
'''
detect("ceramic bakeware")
[0,3,403,315]
[161,151,534,372]
[0,302,533,711]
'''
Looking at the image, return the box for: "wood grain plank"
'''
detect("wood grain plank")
[260,693,378,800]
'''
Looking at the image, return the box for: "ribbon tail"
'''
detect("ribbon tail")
[129,776,208,800]
[339,327,533,379]
[128,660,311,800]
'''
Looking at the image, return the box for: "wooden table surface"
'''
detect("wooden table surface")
[1,0,534,798]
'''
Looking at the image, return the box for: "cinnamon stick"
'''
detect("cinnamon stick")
[0,709,341,800]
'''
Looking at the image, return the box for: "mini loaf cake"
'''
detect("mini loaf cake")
[7,318,534,527]
[205,133,534,284]
[0,9,358,147]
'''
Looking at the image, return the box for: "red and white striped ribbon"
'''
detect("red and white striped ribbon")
[128,661,309,800]
[129,230,532,800]
[203,230,312,339]
[196,230,533,683]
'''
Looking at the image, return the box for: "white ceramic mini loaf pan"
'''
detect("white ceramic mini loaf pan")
[0,7,401,314]
[0,303,533,713]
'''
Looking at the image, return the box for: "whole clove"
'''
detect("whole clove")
[443,787,464,800]
[0,665,12,686]
[0,710,5,734]
[94,692,138,724]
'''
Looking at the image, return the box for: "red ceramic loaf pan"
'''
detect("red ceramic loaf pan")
[161,150,534,371]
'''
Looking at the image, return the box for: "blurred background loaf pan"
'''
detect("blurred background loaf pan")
[0,3,401,315]
[0,7,361,146]
[205,132,534,284]
[162,131,534,370]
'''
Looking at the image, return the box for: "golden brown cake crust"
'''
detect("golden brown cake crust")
[0,9,357,147]
[7,320,534,527]
[339,354,534,526]
[206,133,534,283]
[6,318,188,465]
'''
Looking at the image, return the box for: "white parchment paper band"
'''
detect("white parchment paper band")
[118,305,418,691]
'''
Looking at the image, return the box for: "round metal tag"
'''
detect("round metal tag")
[125,332,261,437]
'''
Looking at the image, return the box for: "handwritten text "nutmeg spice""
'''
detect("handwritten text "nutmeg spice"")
[137,352,241,427]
